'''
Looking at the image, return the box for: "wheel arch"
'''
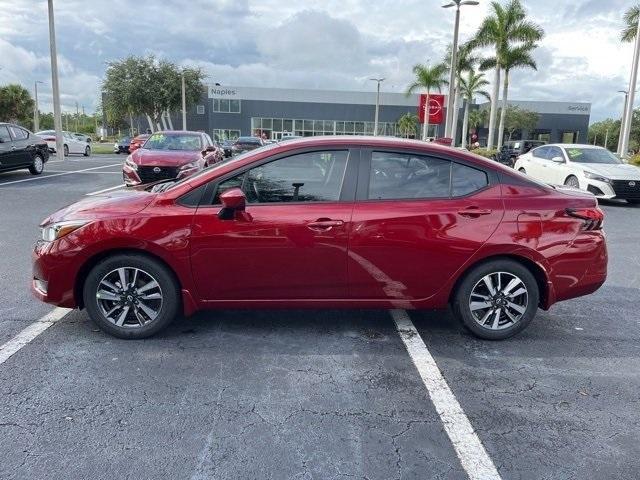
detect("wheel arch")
[447,253,550,308]
[74,248,183,310]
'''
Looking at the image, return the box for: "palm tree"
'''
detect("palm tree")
[445,42,481,146]
[470,0,544,149]
[397,112,419,138]
[622,5,640,42]
[458,71,491,149]
[0,84,35,125]
[482,43,537,148]
[406,63,448,140]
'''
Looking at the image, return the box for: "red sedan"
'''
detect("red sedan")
[128,134,150,153]
[32,137,607,340]
[123,131,224,186]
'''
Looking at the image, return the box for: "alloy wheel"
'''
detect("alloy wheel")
[33,156,43,172]
[95,267,163,328]
[468,272,528,331]
[565,176,580,188]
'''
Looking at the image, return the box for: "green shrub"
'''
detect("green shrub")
[471,148,498,159]
[629,154,640,166]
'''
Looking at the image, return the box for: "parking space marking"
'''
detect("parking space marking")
[86,184,124,196]
[0,308,71,365]
[0,164,121,187]
[391,309,501,480]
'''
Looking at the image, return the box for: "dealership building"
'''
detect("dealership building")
[172,84,591,146]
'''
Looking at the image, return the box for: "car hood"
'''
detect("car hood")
[132,149,201,167]
[41,188,155,226]
[579,163,640,180]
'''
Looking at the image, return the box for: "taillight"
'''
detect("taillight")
[566,207,604,231]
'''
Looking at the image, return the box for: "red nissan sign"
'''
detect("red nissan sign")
[418,94,445,124]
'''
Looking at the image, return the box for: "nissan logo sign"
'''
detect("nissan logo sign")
[153,167,161,173]
[630,181,637,187]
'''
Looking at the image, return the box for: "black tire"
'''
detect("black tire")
[84,146,91,157]
[452,259,539,340]
[518,168,526,174]
[28,154,45,175]
[83,254,180,339]
[63,144,69,156]
[564,175,580,188]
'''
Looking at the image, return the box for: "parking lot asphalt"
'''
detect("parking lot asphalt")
[0,154,639,479]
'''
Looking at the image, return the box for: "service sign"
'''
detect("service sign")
[418,94,445,124]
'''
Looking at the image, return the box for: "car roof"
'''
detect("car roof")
[542,143,603,149]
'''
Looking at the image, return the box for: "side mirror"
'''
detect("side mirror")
[551,156,565,163]
[218,188,246,220]
[205,145,217,152]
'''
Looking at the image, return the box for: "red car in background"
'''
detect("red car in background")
[123,131,224,186]
[128,134,150,153]
[33,136,607,340]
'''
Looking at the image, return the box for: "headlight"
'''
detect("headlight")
[124,156,138,171]
[179,161,199,170]
[584,171,611,184]
[41,220,90,242]
[114,143,118,148]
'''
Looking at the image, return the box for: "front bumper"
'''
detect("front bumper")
[582,178,640,201]
[32,240,80,309]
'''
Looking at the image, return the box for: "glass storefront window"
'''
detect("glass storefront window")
[249,117,401,138]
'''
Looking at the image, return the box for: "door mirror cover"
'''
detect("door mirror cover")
[551,156,565,163]
[218,187,246,219]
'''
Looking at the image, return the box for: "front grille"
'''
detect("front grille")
[137,166,179,184]
[611,179,640,199]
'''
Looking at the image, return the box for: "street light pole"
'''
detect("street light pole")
[617,90,629,155]
[47,0,64,161]
[621,18,640,157]
[442,0,479,139]
[370,78,385,136]
[181,71,187,131]
[33,81,43,132]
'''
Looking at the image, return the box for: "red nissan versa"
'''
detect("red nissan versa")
[32,137,607,340]
[123,131,224,186]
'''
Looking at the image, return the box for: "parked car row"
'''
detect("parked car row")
[35,130,92,157]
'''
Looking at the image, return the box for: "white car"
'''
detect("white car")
[35,130,91,157]
[514,144,640,205]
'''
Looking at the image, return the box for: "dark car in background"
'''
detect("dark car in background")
[123,131,223,186]
[221,139,235,157]
[496,140,546,167]
[0,123,49,176]
[129,134,151,153]
[232,136,264,154]
[114,136,131,154]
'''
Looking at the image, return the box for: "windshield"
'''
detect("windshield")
[237,137,261,144]
[143,133,202,151]
[566,147,623,164]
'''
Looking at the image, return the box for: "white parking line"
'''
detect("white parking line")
[86,184,124,196]
[0,307,71,365]
[0,164,121,187]
[391,310,501,480]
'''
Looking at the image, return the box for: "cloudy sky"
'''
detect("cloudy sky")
[0,0,635,123]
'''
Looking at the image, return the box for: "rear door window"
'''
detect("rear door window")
[532,146,549,159]
[0,126,11,142]
[9,126,28,140]
[451,163,489,197]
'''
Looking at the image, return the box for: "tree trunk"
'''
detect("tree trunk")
[497,70,509,149]
[487,65,501,149]
[450,80,461,145]
[422,92,430,141]
[461,98,470,149]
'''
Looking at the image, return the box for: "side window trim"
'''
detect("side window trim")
[356,148,493,202]
[200,147,360,207]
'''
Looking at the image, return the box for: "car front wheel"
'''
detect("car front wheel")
[84,146,91,157]
[452,259,539,340]
[83,254,180,339]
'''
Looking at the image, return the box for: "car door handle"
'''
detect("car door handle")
[307,219,344,230]
[457,207,492,218]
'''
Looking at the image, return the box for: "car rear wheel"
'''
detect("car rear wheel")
[452,259,539,340]
[29,154,44,175]
[84,146,91,157]
[83,254,180,339]
[564,175,580,189]
[63,144,69,156]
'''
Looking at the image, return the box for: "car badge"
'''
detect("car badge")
[153,167,161,173]
[630,181,636,187]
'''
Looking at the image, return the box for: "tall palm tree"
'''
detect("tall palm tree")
[458,71,491,149]
[482,43,537,148]
[0,84,35,125]
[406,63,449,140]
[397,112,419,138]
[445,42,481,146]
[470,0,544,149]
[622,5,640,42]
